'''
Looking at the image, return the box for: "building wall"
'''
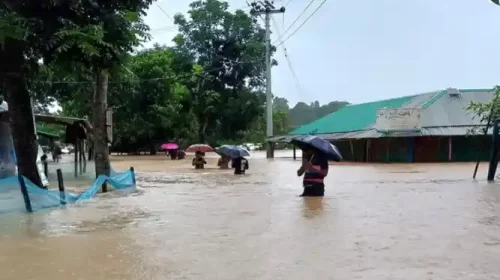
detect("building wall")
[333,135,492,163]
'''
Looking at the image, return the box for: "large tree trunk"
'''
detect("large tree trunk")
[92,68,110,191]
[198,118,208,143]
[0,39,43,187]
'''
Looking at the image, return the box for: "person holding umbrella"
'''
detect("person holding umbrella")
[215,145,250,174]
[232,155,249,175]
[217,155,230,169]
[291,135,343,197]
[192,151,207,169]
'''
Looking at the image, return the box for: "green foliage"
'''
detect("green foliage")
[18,0,350,156]
[173,0,270,142]
[288,100,349,129]
[467,86,500,135]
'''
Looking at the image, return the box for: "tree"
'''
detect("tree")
[110,47,197,153]
[0,0,154,186]
[288,100,349,128]
[172,0,271,143]
[0,1,83,186]
[47,1,153,180]
[273,96,289,112]
[46,46,199,154]
[467,86,500,135]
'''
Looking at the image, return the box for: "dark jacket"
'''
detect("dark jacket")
[232,157,249,175]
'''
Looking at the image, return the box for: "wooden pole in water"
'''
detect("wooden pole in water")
[487,120,500,181]
[79,140,83,175]
[17,174,33,213]
[349,140,355,161]
[74,139,78,178]
[43,160,48,178]
[56,169,66,205]
[130,166,136,185]
[82,140,87,173]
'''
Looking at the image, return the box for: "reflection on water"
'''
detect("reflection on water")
[1,151,500,279]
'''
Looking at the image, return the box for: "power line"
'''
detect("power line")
[156,3,173,21]
[271,16,304,102]
[274,0,326,47]
[37,57,264,85]
[275,0,316,44]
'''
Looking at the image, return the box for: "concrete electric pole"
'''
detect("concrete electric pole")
[250,1,285,159]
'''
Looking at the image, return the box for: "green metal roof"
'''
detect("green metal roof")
[290,95,416,135]
[36,125,60,138]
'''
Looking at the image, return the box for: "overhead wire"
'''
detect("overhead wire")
[274,0,316,44]
[274,0,327,47]
[156,3,173,21]
[271,16,304,102]
[37,3,263,85]
[37,56,265,85]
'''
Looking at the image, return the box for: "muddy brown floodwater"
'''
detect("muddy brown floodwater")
[1,151,500,279]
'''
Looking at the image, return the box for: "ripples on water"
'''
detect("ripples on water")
[1,153,500,279]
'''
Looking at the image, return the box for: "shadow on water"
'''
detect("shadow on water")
[1,152,500,279]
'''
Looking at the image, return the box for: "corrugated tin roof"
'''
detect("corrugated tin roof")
[270,88,495,142]
[289,95,416,135]
[419,89,494,127]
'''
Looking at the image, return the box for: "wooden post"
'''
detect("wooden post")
[74,140,78,178]
[17,175,33,213]
[82,140,87,173]
[366,139,370,162]
[78,140,83,175]
[130,166,136,185]
[487,120,500,181]
[448,136,452,161]
[43,160,48,178]
[386,138,390,162]
[56,169,66,205]
[292,145,296,160]
[349,140,355,161]
[407,137,414,163]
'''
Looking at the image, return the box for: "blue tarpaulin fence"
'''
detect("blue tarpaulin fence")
[0,167,136,214]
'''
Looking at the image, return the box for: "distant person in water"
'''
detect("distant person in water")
[297,147,329,197]
[217,155,230,169]
[192,151,207,169]
[177,150,186,160]
[52,145,62,162]
[169,149,178,160]
[232,156,248,175]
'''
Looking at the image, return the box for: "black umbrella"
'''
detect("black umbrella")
[290,135,343,162]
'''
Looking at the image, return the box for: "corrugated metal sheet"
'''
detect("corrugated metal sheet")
[270,88,495,142]
[401,90,443,109]
[289,95,416,135]
[269,125,492,142]
[420,126,492,136]
[419,89,494,127]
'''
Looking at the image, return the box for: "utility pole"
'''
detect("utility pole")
[250,1,285,159]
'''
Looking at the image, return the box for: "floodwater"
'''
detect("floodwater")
[1,151,500,279]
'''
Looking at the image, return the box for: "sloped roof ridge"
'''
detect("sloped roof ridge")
[345,94,418,107]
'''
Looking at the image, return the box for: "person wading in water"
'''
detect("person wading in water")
[217,155,230,169]
[192,151,207,169]
[297,147,329,197]
[231,156,248,175]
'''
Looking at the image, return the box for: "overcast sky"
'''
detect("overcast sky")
[143,0,500,106]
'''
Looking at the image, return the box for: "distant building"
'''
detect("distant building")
[270,88,495,163]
